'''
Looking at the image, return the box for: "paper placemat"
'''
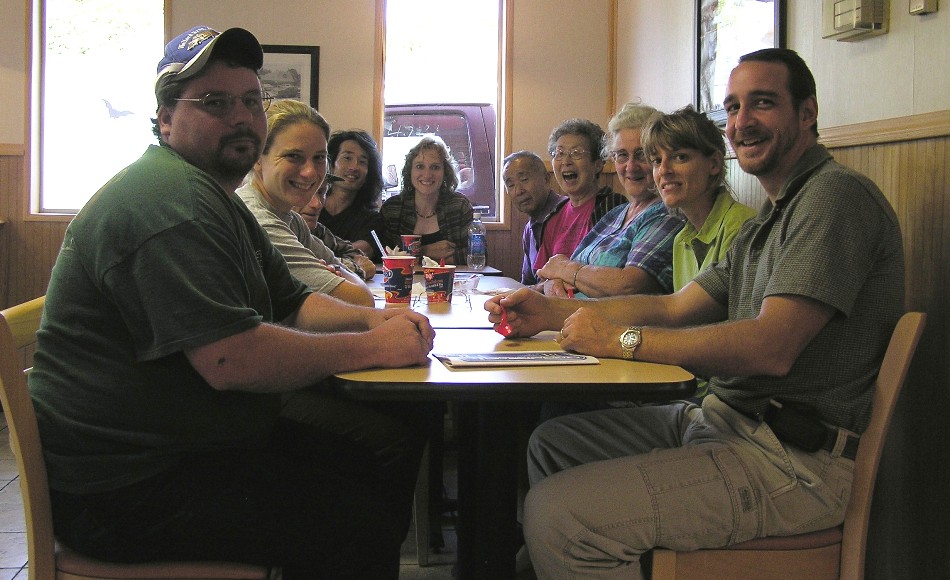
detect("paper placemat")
[434,351,599,368]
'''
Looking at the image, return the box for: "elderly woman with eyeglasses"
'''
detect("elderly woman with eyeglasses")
[535,104,685,298]
[530,119,627,292]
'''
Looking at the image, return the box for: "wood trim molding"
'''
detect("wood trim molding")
[819,110,950,149]
[0,144,25,156]
[607,0,617,120]
[163,0,172,42]
[372,0,385,146]
[502,0,513,162]
[496,0,515,230]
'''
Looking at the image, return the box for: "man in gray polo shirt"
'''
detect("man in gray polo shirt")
[486,49,903,579]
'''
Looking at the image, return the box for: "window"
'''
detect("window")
[382,104,497,215]
[381,0,504,222]
[31,0,165,214]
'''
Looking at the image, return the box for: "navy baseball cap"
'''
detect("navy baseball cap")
[155,26,263,92]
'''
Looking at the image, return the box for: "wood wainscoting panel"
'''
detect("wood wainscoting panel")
[0,154,68,309]
[725,122,950,580]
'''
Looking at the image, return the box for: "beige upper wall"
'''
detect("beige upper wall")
[508,0,611,154]
[616,0,950,129]
[0,0,26,144]
[617,0,696,114]
[2,0,948,144]
[170,0,379,134]
[789,2,950,127]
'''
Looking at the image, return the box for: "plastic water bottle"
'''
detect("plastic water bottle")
[467,212,487,270]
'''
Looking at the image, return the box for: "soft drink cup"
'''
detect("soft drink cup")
[400,234,423,265]
[382,256,416,303]
[423,265,456,303]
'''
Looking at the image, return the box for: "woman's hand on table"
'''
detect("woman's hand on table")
[540,277,574,297]
[536,254,574,282]
[559,307,625,358]
[376,308,436,343]
[420,240,457,262]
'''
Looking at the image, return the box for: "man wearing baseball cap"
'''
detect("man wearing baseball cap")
[30,26,433,578]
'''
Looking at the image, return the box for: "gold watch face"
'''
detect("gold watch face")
[620,328,641,349]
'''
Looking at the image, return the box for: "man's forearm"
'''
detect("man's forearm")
[287,292,377,332]
[186,322,384,393]
[626,294,834,378]
[578,293,671,327]
[590,282,725,328]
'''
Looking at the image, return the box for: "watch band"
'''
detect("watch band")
[620,326,642,360]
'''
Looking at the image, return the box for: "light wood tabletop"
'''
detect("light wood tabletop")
[334,329,695,401]
[332,328,695,579]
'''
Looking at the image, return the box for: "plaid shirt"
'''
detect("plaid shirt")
[571,198,684,295]
[380,190,474,264]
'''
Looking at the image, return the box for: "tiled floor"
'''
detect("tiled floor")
[0,414,28,579]
[0,412,458,579]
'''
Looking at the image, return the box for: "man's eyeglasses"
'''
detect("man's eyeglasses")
[550,147,589,161]
[611,148,647,164]
[173,91,273,117]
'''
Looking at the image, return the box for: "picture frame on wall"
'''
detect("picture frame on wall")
[260,45,320,109]
[696,0,785,126]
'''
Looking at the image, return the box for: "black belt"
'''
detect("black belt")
[822,428,860,461]
[732,403,860,461]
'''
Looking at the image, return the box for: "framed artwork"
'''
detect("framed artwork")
[260,45,320,109]
[696,0,785,125]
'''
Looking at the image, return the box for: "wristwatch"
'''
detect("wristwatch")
[619,327,642,360]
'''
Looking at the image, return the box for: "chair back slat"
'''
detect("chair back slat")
[840,312,926,580]
[3,297,45,350]
[0,296,57,579]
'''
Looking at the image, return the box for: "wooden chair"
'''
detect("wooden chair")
[413,441,433,566]
[651,311,926,580]
[0,296,272,580]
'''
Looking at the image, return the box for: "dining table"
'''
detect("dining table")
[374,263,504,276]
[368,272,520,329]
[331,319,696,579]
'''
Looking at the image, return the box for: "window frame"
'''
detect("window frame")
[373,0,512,229]
[25,0,170,220]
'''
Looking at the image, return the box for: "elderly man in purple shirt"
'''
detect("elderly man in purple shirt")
[503,151,567,285]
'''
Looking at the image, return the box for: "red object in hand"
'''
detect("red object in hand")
[566,288,575,299]
[496,306,513,337]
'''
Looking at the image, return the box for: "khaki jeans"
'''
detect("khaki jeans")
[524,394,855,579]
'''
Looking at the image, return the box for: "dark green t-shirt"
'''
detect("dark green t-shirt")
[29,144,311,494]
